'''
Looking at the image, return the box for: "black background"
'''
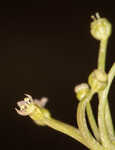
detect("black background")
[0,2,115,150]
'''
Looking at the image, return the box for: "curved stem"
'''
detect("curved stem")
[86,102,100,141]
[77,90,104,150]
[98,63,115,149]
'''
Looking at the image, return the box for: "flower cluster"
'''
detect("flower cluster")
[16,13,115,150]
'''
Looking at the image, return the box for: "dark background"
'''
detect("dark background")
[0,2,115,150]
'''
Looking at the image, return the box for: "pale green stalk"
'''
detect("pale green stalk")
[98,63,115,149]
[77,90,104,150]
[105,100,115,140]
[97,38,115,140]
[86,102,100,141]
[98,39,108,71]
[85,33,109,144]
[42,117,89,148]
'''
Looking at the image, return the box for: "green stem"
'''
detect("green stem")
[98,63,115,149]
[86,102,100,141]
[98,38,115,140]
[42,117,88,148]
[77,90,104,150]
[98,39,108,71]
[105,99,115,140]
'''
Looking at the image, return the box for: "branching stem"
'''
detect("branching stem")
[98,63,115,149]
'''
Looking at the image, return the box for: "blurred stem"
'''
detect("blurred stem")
[105,99,115,140]
[98,63,115,149]
[97,38,115,139]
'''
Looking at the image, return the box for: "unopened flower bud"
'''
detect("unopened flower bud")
[74,83,89,101]
[88,69,108,92]
[90,13,112,40]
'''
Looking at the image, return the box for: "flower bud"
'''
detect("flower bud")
[88,69,108,92]
[74,83,89,101]
[90,13,112,40]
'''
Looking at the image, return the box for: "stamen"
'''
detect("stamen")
[91,12,100,21]
[91,15,96,21]
[95,12,100,19]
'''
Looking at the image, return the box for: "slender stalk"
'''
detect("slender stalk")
[86,102,100,141]
[97,38,115,139]
[105,99,115,140]
[98,63,115,149]
[85,39,110,144]
[77,90,104,150]
[98,39,108,71]
[41,117,89,148]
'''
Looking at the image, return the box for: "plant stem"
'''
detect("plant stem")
[86,102,100,141]
[98,63,115,149]
[98,39,108,71]
[77,90,104,150]
[85,39,109,144]
[97,38,115,140]
[41,117,89,148]
[105,99,115,140]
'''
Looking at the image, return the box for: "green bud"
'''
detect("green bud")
[88,69,108,92]
[90,13,112,40]
[74,83,89,101]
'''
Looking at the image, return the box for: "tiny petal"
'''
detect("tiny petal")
[34,97,48,107]
[24,94,33,101]
[15,108,29,116]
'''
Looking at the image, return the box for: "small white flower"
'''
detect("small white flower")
[15,94,48,116]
